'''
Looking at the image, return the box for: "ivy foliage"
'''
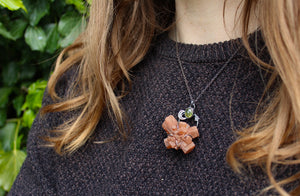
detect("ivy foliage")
[0,0,88,194]
[0,0,27,12]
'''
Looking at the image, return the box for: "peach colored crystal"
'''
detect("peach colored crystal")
[162,115,199,154]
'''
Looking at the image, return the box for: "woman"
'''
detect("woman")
[10,0,300,195]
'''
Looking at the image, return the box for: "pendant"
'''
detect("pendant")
[177,103,200,127]
[162,115,199,154]
[162,102,200,154]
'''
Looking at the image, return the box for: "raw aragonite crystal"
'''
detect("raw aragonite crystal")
[162,115,199,154]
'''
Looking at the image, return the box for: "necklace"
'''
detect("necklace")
[176,35,241,127]
[162,30,241,154]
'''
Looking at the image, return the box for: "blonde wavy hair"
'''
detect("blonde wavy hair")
[42,0,300,195]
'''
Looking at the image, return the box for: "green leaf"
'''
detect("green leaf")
[0,150,26,191]
[23,93,43,111]
[0,187,5,196]
[45,23,60,53]
[0,0,27,12]
[0,19,27,41]
[23,0,49,26]
[27,80,47,94]
[8,19,28,40]
[58,12,81,37]
[21,80,47,128]
[0,22,15,40]
[2,62,19,86]
[22,80,47,112]
[59,18,86,48]
[13,96,25,117]
[66,0,87,14]
[24,26,47,51]
[0,109,6,128]
[21,109,35,128]
[0,88,12,108]
[0,122,16,152]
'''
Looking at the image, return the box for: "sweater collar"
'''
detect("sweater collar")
[154,30,265,63]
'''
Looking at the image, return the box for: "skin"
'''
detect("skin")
[170,0,258,44]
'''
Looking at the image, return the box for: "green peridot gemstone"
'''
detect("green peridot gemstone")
[185,107,193,118]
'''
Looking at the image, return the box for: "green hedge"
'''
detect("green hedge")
[0,0,88,194]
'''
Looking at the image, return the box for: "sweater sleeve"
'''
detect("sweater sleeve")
[9,67,78,195]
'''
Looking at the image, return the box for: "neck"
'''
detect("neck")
[170,0,258,44]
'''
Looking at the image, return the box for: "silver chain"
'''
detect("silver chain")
[175,30,241,106]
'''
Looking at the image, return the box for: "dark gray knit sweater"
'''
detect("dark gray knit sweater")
[10,32,283,195]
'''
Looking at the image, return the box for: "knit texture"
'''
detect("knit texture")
[10,31,285,195]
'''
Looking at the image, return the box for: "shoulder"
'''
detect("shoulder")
[27,64,80,152]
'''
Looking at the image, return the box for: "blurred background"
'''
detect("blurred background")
[0,0,88,194]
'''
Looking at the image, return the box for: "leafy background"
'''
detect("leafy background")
[0,0,88,194]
